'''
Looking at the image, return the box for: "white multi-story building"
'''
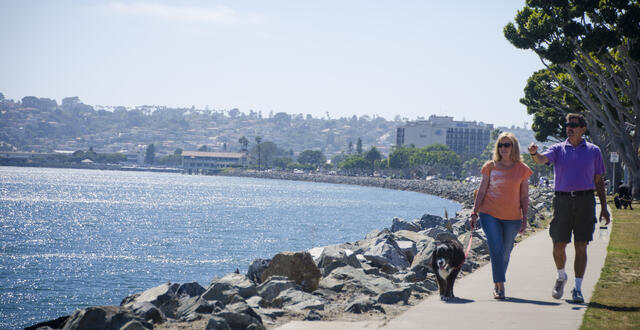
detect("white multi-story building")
[182,151,249,174]
[396,115,494,156]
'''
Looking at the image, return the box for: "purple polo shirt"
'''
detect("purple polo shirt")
[542,138,605,192]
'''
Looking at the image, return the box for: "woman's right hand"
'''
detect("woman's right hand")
[470,213,478,230]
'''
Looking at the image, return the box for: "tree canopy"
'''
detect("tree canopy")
[505,0,640,194]
[297,150,326,167]
[144,144,155,164]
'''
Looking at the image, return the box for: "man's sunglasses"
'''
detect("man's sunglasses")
[498,143,512,148]
[565,122,583,128]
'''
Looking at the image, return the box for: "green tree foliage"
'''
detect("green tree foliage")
[145,144,155,164]
[21,96,57,110]
[387,144,462,178]
[505,0,640,195]
[250,140,285,168]
[356,137,363,155]
[519,67,613,165]
[520,68,577,142]
[238,136,249,151]
[272,157,292,169]
[364,146,382,163]
[522,153,553,185]
[462,158,485,177]
[254,136,262,169]
[339,155,370,175]
[331,152,349,166]
[364,146,383,174]
[409,144,461,178]
[297,150,326,168]
[388,145,413,169]
[156,155,181,166]
[388,145,414,178]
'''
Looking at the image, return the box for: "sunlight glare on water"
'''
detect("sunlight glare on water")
[0,167,460,328]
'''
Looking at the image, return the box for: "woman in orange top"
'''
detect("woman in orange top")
[470,132,533,300]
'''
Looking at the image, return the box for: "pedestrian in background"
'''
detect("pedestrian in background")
[471,132,532,300]
[528,113,610,303]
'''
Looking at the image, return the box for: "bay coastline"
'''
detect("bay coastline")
[24,169,554,330]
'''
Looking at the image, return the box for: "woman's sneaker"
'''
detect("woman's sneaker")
[571,288,584,303]
[552,276,567,299]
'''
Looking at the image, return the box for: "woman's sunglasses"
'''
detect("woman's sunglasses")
[565,122,583,128]
[498,143,512,148]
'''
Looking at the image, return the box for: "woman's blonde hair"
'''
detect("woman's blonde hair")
[492,132,522,162]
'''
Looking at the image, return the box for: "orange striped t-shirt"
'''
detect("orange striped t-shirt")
[478,161,533,220]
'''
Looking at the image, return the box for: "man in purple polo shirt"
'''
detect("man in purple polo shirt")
[528,113,610,304]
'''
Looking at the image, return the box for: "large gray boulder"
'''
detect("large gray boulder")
[201,282,241,306]
[130,302,164,324]
[257,276,297,301]
[176,296,223,321]
[247,258,271,284]
[393,230,434,252]
[120,320,150,330]
[316,245,362,276]
[362,235,410,272]
[215,302,264,330]
[62,306,150,330]
[344,295,385,314]
[213,273,258,299]
[271,288,327,311]
[205,316,231,330]
[376,287,411,305]
[176,282,205,298]
[390,217,421,232]
[120,282,180,319]
[321,266,397,297]
[410,242,436,272]
[395,240,417,264]
[260,251,322,292]
[418,214,448,230]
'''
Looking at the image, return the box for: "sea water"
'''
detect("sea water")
[0,166,460,328]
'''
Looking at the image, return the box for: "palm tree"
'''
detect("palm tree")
[238,136,249,151]
[255,136,262,170]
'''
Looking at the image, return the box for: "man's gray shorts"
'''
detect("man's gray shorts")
[550,193,596,243]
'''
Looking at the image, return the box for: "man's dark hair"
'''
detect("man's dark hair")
[566,113,587,127]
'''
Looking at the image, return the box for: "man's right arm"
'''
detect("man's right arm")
[528,143,549,165]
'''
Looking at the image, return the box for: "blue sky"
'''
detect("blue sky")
[0,1,542,127]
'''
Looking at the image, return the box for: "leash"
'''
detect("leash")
[452,230,474,270]
[463,230,473,259]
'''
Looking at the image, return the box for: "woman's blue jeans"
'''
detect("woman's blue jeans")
[479,213,521,283]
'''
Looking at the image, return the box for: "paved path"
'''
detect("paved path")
[276,205,610,330]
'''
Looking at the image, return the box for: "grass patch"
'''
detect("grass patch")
[581,199,640,330]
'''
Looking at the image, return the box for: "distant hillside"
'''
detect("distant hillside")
[0,94,399,157]
[0,93,545,158]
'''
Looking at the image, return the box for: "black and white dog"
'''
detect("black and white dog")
[431,240,466,300]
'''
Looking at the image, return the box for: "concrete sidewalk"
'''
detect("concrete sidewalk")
[276,207,610,330]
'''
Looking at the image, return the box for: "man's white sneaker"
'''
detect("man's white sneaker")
[552,276,567,299]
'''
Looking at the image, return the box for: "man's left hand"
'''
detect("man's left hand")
[600,208,611,225]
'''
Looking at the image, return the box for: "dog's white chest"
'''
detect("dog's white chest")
[438,267,452,279]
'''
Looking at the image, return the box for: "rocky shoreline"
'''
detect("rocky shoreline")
[28,171,554,330]
[217,170,478,207]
